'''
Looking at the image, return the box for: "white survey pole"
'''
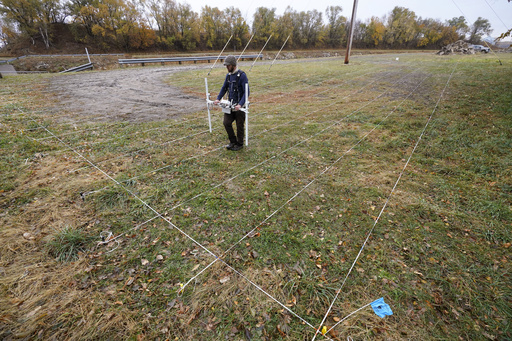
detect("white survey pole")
[270,34,290,70]
[205,78,212,132]
[208,35,233,76]
[245,83,249,146]
[85,48,91,63]
[237,33,255,64]
[250,34,272,71]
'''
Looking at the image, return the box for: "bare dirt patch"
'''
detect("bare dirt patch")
[47,65,207,123]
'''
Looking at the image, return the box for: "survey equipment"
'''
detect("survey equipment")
[205,78,250,146]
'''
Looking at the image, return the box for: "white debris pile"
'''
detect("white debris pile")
[437,40,475,55]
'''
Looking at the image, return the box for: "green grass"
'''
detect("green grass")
[46,225,92,262]
[0,53,511,340]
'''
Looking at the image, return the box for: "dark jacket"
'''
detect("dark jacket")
[217,69,249,107]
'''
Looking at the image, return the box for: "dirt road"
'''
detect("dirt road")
[48,65,206,122]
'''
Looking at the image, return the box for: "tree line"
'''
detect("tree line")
[0,0,495,52]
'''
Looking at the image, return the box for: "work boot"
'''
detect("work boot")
[230,143,243,151]
[226,142,236,150]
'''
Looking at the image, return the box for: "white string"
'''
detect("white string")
[311,63,459,341]
[18,107,221,261]
[9,58,445,338]
[77,64,392,196]
[15,106,328,337]
[483,0,509,31]
[325,301,373,336]
[80,66,400,250]
[64,65,350,171]
[181,68,433,292]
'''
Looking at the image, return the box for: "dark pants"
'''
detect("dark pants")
[223,110,245,145]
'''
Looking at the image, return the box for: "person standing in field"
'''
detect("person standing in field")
[214,55,249,151]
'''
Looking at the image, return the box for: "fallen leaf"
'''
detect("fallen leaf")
[125,277,134,286]
[245,327,252,340]
[482,332,496,340]
[248,231,260,238]
[277,324,289,336]
[328,327,339,339]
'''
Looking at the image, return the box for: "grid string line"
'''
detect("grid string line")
[312,62,459,341]
[180,68,434,294]
[15,106,328,338]
[52,63,385,172]
[80,66,405,202]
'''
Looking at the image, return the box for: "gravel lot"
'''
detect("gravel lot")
[47,65,207,122]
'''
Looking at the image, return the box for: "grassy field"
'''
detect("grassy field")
[0,53,511,340]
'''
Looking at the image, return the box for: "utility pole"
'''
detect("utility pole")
[344,0,359,64]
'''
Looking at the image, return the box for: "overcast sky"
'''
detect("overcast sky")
[183,0,511,38]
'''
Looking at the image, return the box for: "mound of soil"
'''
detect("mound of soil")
[437,40,475,55]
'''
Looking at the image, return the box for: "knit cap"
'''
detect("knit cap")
[223,55,237,66]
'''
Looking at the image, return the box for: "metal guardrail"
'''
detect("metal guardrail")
[0,71,48,74]
[118,54,263,65]
[0,53,123,65]
[0,55,27,64]
[60,62,93,73]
